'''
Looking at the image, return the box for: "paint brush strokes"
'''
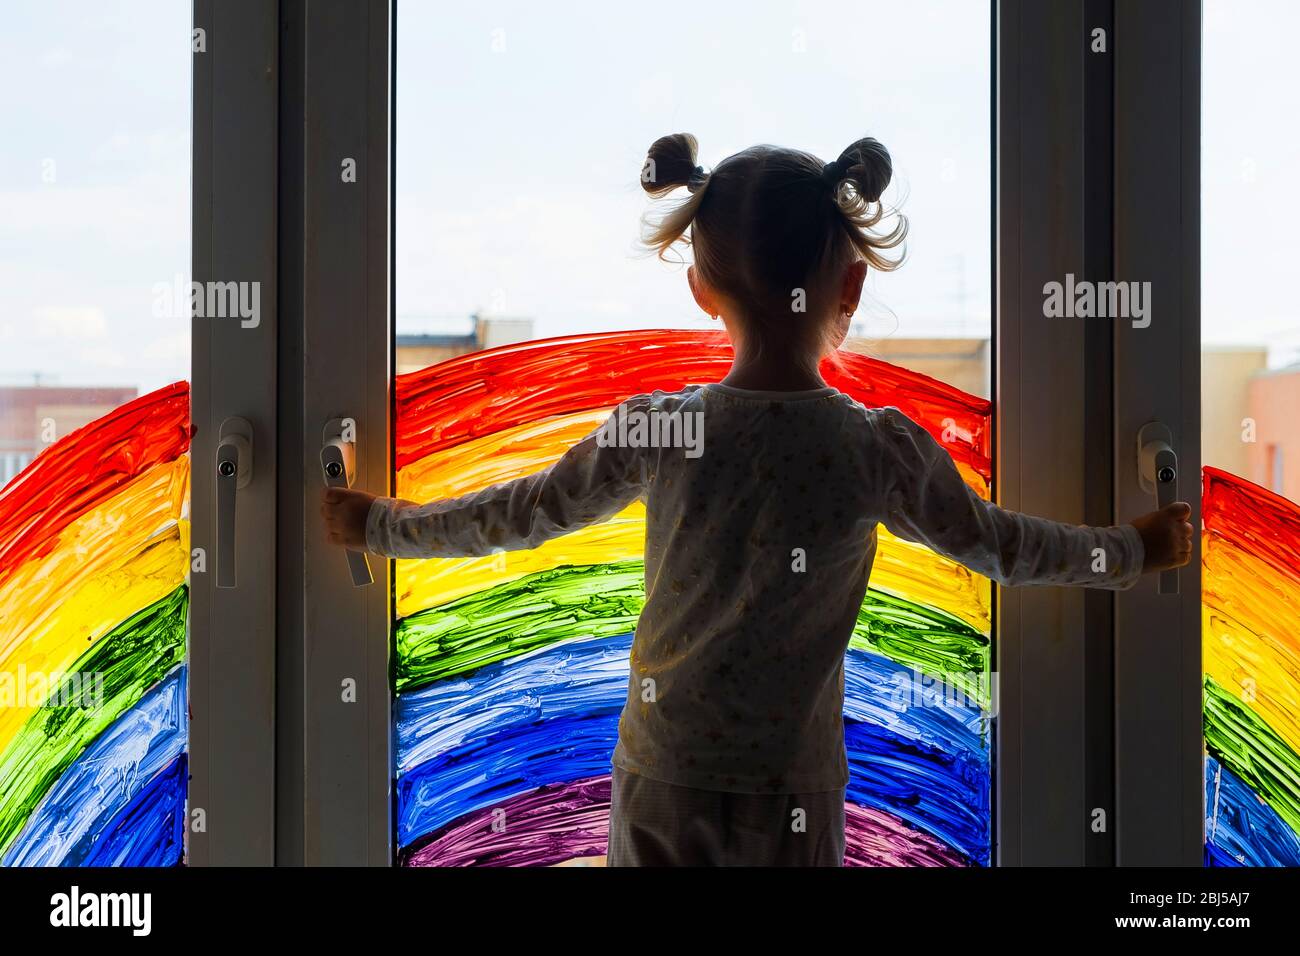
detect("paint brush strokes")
[1204,756,1300,867]
[0,383,189,587]
[79,755,186,868]
[393,633,989,863]
[396,709,987,864]
[0,585,188,857]
[396,633,985,779]
[4,667,186,866]
[1204,677,1300,839]
[0,461,188,753]
[395,562,989,702]
[401,774,968,868]
[395,505,990,630]
[394,409,991,626]
[1202,467,1300,865]
[396,329,991,476]
[394,332,993,866]
[0,383,191,867]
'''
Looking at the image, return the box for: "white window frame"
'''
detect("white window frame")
[195,0,1203,867]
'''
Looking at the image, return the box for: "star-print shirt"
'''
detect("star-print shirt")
[366,382,1145,795]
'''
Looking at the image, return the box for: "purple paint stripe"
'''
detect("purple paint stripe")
[403,776,609,868]
[842,802,971,867]
[403,774,970,867]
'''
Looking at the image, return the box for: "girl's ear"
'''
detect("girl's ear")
[687,265,721,319]
[840,259,868,317]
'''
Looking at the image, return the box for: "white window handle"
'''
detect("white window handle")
[1138,421,1179,595]
[216,417,253,589]
[321,418,373,587]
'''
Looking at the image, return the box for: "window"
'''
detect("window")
[1201,0,1300,867]
[0,0,191,866]
[394,0,992,866]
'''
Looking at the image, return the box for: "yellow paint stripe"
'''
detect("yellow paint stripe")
[398,409,990,501]
[396,502,990,631]
[395,409,991,628]
[0,458,189,754]
[398,410,611,501]
[1203,534,1300,758]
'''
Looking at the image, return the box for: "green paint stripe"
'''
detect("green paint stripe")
[395,564,643,693]
[0,585,187,855]
[395,562,989,700]
[850,587,991,703]
[1204,675,1300,837]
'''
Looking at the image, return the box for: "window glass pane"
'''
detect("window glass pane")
[0,1,190,866]
[395,0,991,866]
[1201,0,1300,866]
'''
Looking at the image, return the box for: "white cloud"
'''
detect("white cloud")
[142,332,189,363]
[34,306,108,339]
[78,345,127,368]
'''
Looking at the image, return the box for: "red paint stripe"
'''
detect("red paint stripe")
[1203,466,1300,584]
[0,382,190,585]
[395,330,992,476]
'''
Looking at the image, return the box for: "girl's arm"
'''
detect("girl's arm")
[873,407,1189,589]
[360,403,647,560]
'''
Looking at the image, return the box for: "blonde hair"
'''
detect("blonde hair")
[640,133,907,350]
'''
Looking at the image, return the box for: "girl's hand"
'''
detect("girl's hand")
[1130,501,1194,573]
[321,487,376,549]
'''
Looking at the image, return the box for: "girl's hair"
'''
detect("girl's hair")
[640,134,906,348]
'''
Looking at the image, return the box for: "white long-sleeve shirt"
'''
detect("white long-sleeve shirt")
[368,382,1144,794]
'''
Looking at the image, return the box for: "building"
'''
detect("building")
[1246,364,1300,502]
[1200,345,1300,501]
[842,336,991,399]
[395,314,534,374]
[1201,346,1267,482]
[0,385,138,485]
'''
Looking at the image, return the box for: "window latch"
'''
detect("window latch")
[215,417,253,589]
[1138,421,1179,595]
[321,418,373,587]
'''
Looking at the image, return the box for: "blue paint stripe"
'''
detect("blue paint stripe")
[396,647,991,864]
[397,710,617,847]
[397,633,988,773]
[80,754,186,867]
[845,719,988,865]
[1204,755,1300,867]
[397,711,989,863]
[2,667,187,867]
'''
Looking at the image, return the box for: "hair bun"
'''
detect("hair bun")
[828,137,892,203]
[642,133,706,197]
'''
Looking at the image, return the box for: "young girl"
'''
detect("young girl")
[321,133,1193,867]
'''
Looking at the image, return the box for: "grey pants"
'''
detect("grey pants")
[606,766,846,867]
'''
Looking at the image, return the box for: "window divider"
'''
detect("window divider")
[190,0,282,866]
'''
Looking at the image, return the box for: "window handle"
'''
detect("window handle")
[321,418,373,587]
[1138,421,1179,595]
[216,417,253,589]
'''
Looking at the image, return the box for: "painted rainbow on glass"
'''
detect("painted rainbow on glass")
[1202,467,1300,866]
[4,354,1292,866]
[0,383,190,867]
[393,329,995,866]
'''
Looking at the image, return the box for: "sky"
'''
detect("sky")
[395,0,991,345]
[0,1,189,394]
[0,0,1296,395]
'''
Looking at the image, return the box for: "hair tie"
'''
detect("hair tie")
[821,159,844,188]
[686,165,708,193]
